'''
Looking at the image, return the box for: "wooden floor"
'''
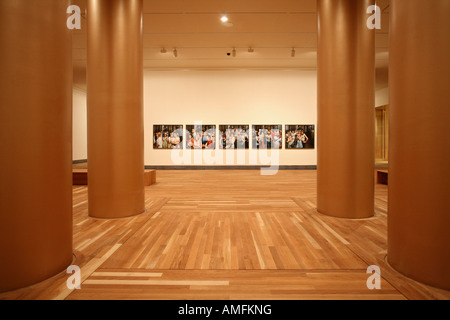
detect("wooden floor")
[1,170,449,300]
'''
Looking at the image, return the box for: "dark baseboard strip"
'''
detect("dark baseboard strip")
[71,161,316,170]
[144,165,317,170]
[72,159,88,164]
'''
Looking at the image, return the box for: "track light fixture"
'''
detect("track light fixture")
[161,48,167,54]
[173,48,178,58]
[291,48,296,57]
[248,47,254,53]
[232,48,236,57]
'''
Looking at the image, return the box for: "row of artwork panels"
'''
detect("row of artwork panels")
[153,125,315,150]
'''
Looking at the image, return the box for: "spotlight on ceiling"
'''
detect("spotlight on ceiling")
[291,48,296,57]
[232,48,236,57]
[161,48,167,54]
[248,47,254,53]
[220,15,229,23]
[173,48,178,58]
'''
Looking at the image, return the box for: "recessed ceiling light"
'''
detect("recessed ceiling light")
[221,16,229,23]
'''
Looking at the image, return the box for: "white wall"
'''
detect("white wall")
[376,87,389,107]
[144,69,318,166]
[73,88,87,161]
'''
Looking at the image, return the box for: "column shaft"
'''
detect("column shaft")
[0,0,73,292]
[87,0,145,219]
[317,0,375,219]
[388,0,450,290]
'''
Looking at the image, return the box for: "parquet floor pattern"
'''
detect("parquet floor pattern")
[1,170,449,300]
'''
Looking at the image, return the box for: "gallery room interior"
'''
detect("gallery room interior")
[0,0,449,301]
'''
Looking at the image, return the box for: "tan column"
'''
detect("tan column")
[388,0,450,290]
[0,1,73,292]
[317,0,375,219]
[87,0,145,219]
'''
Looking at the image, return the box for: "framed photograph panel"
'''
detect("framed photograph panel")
[251,125,283,149]
[218,125,249,149]
[153,125,183,149]
[285,125,315,149]
[186,124,216,149]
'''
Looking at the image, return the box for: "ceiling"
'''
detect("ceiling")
[72,0,390,91]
